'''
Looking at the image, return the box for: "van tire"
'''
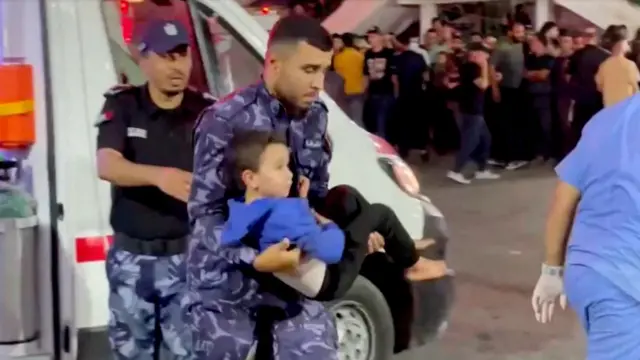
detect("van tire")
[327,276,394,360]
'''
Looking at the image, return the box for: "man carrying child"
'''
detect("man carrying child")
[184,15,447,360]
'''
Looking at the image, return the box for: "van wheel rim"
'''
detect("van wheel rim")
[331,301,374,360]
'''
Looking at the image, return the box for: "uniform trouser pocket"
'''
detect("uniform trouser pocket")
[106,248,188,360]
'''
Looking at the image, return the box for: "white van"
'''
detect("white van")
[0,0,453,359]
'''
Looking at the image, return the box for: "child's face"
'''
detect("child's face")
[245,143,293,198]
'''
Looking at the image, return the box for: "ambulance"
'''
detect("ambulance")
[0,0,453,359]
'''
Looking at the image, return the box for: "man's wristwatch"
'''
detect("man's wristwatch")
[541,263,563,277]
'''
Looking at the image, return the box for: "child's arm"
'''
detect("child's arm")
[263,199,345,264]
[297,223,345,264]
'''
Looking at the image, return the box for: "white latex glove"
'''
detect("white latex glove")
[531,263,567,323]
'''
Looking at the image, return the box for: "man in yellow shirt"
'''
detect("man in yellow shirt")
[596,27,640,107]
[332,33,365,126]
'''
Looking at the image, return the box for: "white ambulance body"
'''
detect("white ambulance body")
[0,0,452,359]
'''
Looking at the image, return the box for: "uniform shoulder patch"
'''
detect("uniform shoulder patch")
[211,87,259,121]
[95,109,115,127]
[103,84,135,97]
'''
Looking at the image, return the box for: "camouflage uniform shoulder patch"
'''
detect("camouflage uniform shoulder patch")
[210,85,260,121]
[103,84,136,97]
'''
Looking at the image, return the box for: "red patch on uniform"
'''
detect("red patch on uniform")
[102,111,114,121]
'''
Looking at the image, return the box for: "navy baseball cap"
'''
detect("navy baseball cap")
[137,20,189,55]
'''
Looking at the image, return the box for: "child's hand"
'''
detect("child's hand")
[312,210,333,225]
[253,239,301,273]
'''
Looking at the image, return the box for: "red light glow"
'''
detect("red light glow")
[119,0,133,44]
[261,6,270,15]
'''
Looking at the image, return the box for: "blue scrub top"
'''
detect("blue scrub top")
[558,95,640,302]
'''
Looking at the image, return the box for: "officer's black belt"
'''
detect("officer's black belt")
[113,232,187,256]
[252,303,303,360]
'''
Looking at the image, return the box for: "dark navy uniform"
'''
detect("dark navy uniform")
[95,20,215,360]
[184,83,338,360]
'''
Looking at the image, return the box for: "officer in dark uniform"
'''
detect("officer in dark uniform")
[95,20,214,360]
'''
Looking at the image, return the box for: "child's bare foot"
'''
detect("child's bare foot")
[405,257,449,281]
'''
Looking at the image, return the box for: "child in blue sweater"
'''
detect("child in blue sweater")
[221,130,448,295]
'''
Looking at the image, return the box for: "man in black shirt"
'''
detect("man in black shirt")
[551,29,575,160]
[392,32,429,158]
[447,42,500,184]
[525,34,555,161]
[95,20,214,359]
[567,28,608,144]
[363,26,397,140]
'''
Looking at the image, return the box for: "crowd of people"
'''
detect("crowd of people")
[328,14,640,184]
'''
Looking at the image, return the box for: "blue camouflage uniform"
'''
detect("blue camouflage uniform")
[184,83,338,360]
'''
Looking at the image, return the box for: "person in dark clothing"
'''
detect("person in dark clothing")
[567,29,608,145]
[550,29,575,161]
[491,22,528,170]
[429,52,461,154]
[447,42,500,184]
[524,35,555,161]
[391,33,430,159]
[363,26,397,140]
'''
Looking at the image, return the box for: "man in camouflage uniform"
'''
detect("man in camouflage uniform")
[96,20,214,359]
[184,15,343,360]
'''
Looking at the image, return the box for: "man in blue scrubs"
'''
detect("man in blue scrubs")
[531,94,640,360]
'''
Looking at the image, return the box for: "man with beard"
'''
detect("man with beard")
[185,15,429,360]
[95,20,215,359]
[490,22,528,170]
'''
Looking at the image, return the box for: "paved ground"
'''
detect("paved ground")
[395,155,585,360]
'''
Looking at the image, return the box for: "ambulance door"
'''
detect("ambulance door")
[45,0,119,358]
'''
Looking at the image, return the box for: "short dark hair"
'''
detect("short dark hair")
[342,32,355,47]
[602,25,627,50]
[268,15,332,52]
[332,33,342,39]
[226,130,287,189]
[396,32,411,46]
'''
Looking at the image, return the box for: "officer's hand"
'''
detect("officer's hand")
[156,168,192,202]
[253,239,301,273]
[298,176,310,198]
[531,263,567,324]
